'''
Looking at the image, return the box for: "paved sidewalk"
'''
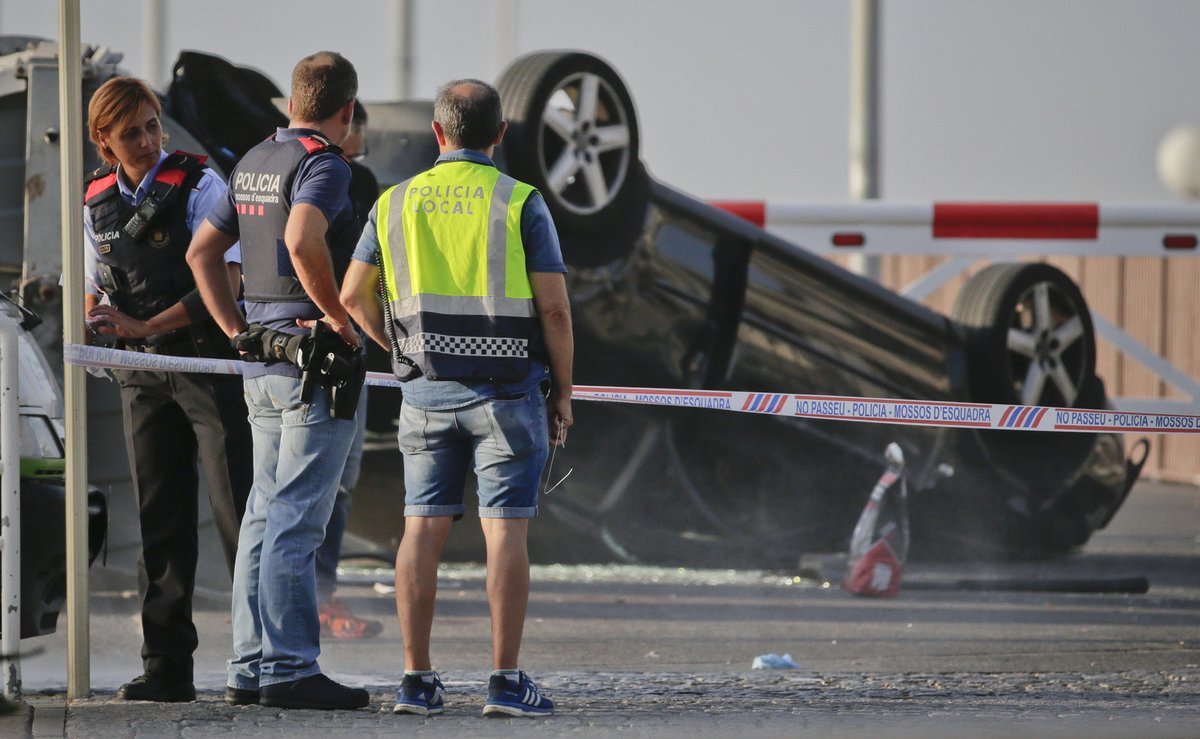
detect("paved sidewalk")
[5,669,1199,737]
[2,480,1197,737]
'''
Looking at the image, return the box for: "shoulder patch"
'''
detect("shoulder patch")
[84,172,119,204]
[156,151,208,186]
[298,136,330,154]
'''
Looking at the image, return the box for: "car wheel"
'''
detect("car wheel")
[497,51,649,267]
[952,262,1096,407]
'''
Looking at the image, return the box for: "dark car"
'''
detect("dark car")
[142,50,1142,566]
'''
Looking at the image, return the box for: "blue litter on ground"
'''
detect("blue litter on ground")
[751,653,800,669]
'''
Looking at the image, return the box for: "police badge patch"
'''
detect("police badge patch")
[150,228,170,248]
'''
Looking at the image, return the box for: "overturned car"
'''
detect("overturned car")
[164,49,1142,566]
[4,38,1142,570]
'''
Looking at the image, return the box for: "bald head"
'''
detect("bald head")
[433,79,503,151]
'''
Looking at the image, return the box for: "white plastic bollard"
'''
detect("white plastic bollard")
[0,312,21,701]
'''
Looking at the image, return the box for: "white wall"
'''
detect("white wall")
[4,0,1199,202]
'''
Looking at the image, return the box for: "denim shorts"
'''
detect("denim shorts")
[398,390,549,519]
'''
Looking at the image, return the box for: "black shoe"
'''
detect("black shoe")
[259,674,370,710]
[225,686,261,706]
[117,673,196,703]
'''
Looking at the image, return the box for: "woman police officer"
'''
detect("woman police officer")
[83,77,252,702]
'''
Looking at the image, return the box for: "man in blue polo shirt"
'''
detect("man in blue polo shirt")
[341,78,573,718]
[186,51,369,711]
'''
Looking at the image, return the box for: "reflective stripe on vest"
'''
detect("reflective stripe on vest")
[379,161,537,380]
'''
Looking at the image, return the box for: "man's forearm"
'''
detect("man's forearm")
[290,242,349,324]
[530,272,574,395]
[341,261,391,351]
[286,203,350,326]
[186,221,245,337]
[139,302,192,335]
[192,258,244,337]
[540,305,574,396]
[348,298,389,351]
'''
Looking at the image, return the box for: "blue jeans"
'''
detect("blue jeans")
[315,387,368,603]
[399,390,549,519]
[228,374,355,689]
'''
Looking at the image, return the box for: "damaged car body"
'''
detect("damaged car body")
[2,38,1143,573]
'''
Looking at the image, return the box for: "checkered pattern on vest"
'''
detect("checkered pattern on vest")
[398,332,529,358]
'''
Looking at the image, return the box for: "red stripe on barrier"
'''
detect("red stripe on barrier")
[1031,407,1050,427]
[710,201,766,227]
[933,203,1099,240]
[998,407,1014,426]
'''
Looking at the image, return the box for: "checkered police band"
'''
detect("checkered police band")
[398,332,529,358]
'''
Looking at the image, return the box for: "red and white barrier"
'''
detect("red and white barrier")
[710,198,1200,414]
[710,200,1200,257]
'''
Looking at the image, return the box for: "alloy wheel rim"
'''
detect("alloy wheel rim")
[1006,281,1087,406]
[537,71,632,215]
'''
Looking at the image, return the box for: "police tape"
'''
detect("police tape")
[64,343,405,388]
[573,386,1200,434]
[64,344,1200,434]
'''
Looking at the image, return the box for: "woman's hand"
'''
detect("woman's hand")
[86,305,149,339]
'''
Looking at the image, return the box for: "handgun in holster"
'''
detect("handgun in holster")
[298,321,366,420]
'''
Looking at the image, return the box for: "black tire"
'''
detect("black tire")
[496,51,649,267]
[948,263,1121,559]
[952,262,1096,407]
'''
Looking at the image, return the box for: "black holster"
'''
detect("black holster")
[298,322,365,420]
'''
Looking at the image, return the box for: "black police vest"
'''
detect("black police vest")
[232,133,358,303]
[84,152,207,323]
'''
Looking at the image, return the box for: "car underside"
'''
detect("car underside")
[0,39,1143,574]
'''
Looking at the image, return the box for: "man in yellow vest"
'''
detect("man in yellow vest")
[341,78,573,717]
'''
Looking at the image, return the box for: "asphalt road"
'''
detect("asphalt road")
[3,478,1197,737]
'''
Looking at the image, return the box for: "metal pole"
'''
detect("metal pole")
[849,0,881,279]
[0,314,21,701]
[494,0,518,74]
[57,0,90,700]
[143,0,165,88]
[389,0,412,99]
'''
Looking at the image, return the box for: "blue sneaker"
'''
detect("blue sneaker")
[393,672,445,715]
[483,670,554,717]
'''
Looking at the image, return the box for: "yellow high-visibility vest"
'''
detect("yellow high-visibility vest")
[378,159,539,381]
